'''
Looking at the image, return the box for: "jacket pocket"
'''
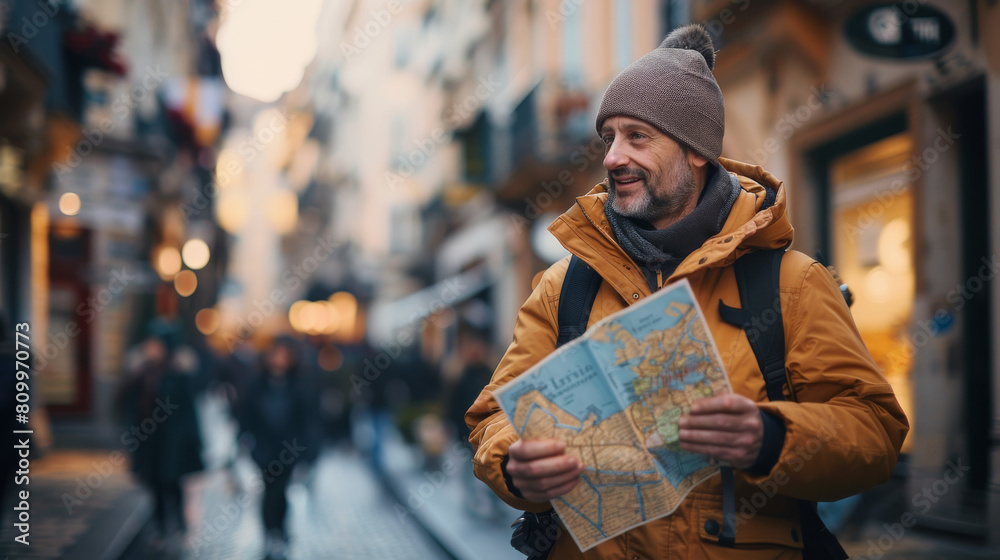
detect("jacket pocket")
[697,507,805,550]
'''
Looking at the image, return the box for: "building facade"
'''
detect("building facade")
[1,0,228,445]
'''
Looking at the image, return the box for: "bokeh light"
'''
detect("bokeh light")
[58,192,81,216]
[266,189,299,234]
[195,308,221,335]
[174,270,198,297]
[216,190,250,232]
[156,246,182,279]
[182,239,211,270]
[329,292,358,339]
[318,344,344,372]
[216,0,324,102]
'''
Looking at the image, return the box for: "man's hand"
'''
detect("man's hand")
[505,439,584,502]
[678,394,763,470]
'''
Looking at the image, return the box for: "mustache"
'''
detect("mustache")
[609,168,648,182]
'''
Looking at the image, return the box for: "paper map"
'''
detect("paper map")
[495,278,732,551]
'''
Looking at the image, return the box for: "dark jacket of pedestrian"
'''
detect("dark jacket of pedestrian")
[241,338,318,469]
[119,340,204,485]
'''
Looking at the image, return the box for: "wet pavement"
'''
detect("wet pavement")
[128,448,450,560]
[376,426,520,560]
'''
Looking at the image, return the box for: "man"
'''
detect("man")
[466,24,908,559]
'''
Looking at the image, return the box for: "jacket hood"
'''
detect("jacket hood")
[548,157,794,299]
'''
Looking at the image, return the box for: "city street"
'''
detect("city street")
[1,0,999,556]
[113,393,452,560]
[130,449,450,560]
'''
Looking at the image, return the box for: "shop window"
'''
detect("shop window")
[830,132,914,451]
[42,286,86,407]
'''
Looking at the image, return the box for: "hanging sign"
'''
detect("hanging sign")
[845,3,955,59]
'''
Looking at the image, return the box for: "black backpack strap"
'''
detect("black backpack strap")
[556,255,602,348]
[719,248,848,559]
[719,248,788,401]
[719,466,736,547]
[717,249,786,549]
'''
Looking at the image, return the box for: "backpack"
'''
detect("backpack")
[512,249,848,559]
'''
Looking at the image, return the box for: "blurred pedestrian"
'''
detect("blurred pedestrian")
[240,335,319,560]
[446,322,503,517]
[116,320,204,549]
[212,338,258,490]
[446,323,494,446]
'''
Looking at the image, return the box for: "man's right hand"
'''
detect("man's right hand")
[505,439,584,502]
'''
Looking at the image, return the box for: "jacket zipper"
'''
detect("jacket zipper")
[656,268,663,290]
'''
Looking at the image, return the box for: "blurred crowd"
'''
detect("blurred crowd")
[95,304,498,558]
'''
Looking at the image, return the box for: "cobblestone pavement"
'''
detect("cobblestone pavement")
[133,448,450,560]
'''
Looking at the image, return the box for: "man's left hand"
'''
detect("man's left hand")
[678,394,763,470]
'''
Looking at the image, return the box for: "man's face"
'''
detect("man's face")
[600,116,703,229]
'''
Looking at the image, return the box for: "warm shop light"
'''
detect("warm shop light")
[320,301,340,335]
[195,308,220,335]
[59,192,81,216]
[306,302,329,335]
[289,300,309,332]
[877,218,911,274]
[156,246,182,279]
[174,270,198,297]
[182,239,211,270]
[865,266,892,304]
[329,292,357,339]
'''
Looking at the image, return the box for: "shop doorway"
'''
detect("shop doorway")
[803,77,992,535]
[828,131,916,453]
[806,113,916,452]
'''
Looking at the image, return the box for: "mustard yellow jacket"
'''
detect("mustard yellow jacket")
[466,158,909,559]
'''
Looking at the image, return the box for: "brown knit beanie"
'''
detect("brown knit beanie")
[596,24,724,160]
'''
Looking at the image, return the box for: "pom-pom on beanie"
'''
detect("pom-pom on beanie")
[596,24,724,161]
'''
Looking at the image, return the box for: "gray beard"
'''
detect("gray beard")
[607,161,698,227]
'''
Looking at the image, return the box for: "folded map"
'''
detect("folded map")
[495,278,732,551]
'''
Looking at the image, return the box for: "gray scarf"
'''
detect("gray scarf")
[606,165,741,290]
